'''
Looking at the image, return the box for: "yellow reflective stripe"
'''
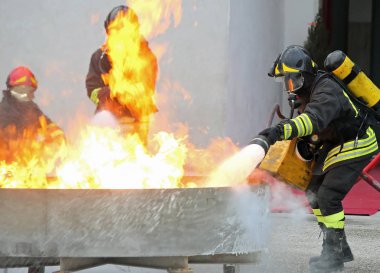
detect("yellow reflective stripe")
[324,221,345,229]
[31,76,37,86]
[292,113,313,136]
[292,118,302,136]
[50,129,64,138]
[323,141,378,171]
[324,211,345,229]
[342,90,358,116]
[324,211,344,223]
[90,88,102,105]
[312,209,322,216]
[14,76,27,84]
[47,123,59,128]
[316,216,324,223]
[275,64,281,76]
[325,127,376,161]
[299,114,313,135]
[312,209,324,223]
[326,127,376,159]
[293,116,305,136]
[283,123,292,140]
[282,63,300,73]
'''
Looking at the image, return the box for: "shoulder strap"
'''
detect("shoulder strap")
[309,71,331,96]
[318,71,372,110]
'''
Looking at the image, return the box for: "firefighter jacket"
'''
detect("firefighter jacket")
[281,73,378,173]
[0,90,65,163]
[85,39,158,121]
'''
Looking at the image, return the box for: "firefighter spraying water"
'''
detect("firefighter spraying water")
[220,45,380,273]
[205,143,266,187]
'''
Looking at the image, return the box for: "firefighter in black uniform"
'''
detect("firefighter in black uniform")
[0,66,65,164]
[86,5,158,144]
[250,45,378,273]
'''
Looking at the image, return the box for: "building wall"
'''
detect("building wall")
[227,0,319,145]
[226,0,284,145]
[280,0,320,123]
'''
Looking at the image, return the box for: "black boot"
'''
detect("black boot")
[309,223,327,264]
[309,228,344,273]
[341,229,354,262]
[309,225,354,264]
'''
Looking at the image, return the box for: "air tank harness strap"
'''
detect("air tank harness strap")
[342,63,361,85]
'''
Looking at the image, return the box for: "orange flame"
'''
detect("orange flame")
[103,6,158,121]
[0,120,240,189]
[0,117,66,188]
[55,126,187,189]
[128,0,182,39]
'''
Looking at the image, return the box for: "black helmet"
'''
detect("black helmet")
[268,45,318,93]
[104,5,138,30]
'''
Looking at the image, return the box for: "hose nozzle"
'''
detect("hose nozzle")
[249,135,270,155]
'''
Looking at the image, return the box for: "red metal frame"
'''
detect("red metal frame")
[360,153,380,192]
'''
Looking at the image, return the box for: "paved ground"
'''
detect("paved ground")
[2,212,379,273]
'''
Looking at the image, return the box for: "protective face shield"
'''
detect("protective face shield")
[283,72,305,93]
[10,85,35,102]
[273,73,304,94]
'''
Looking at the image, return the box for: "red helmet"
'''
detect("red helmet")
[6,66,38,89]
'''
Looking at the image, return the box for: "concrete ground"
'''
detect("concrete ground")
[2,212,379,273]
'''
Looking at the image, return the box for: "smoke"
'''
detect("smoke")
[269,179,309,219]
[231,184,270,253]
[91,110,120,129]
[205,144,266,187]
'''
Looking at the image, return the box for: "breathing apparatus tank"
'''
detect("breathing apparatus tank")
[324,50,380,111]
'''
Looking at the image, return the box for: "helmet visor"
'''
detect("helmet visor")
[283,73,304,93]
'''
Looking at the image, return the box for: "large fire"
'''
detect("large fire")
[56,127,187,189]
[0,0,242,189]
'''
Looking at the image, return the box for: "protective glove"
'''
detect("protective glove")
[249,135,270,154]
[257,125,282,146]
[97,86,111,104]
[249,125,283,154]
[96,86,133,119]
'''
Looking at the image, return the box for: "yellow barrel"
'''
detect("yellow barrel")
[324,50,380,108]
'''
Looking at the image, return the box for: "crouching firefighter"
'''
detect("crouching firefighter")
[250,45,378,273]
[0,66,66,165]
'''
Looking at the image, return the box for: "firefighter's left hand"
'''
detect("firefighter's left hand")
[258,126,282,145]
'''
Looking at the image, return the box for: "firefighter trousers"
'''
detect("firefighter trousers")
[306,158,371,228]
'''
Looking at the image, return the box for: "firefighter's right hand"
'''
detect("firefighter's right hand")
[96,87,133,119]
[97,86,111,104]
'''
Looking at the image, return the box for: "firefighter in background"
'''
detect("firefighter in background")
[250,45,378,273]
[0,66,65,164]
[86,5,158,144]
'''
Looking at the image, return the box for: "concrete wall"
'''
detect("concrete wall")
[226,0,284,145]
[0,0,318,147]
[148,0,231,145]
[226,0,319,145]
[280,0,320,118]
